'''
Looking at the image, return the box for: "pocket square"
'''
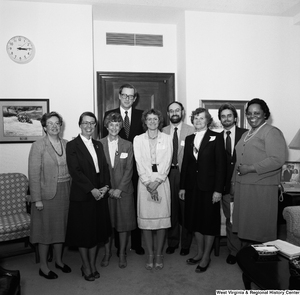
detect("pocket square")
[120,152,128,158]
[209,136,216,142]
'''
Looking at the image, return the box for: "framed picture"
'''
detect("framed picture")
[200,100,248,132]
[0,99,49,143]
[281,162,300,183]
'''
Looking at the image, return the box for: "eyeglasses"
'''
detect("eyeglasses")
[46,122,61,127]
[81,121,96,127]
[120,93,135,100]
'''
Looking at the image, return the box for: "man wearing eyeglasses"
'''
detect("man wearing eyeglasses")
[162,102,195,256]
[103,84,145,256]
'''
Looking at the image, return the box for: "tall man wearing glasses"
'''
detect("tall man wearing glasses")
[162,102,194,256]
[103,83,145,255]
[218,103,247,264]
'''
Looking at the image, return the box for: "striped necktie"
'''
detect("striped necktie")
[124,111,130,139]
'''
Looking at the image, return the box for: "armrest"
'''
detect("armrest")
[283,206,300,236]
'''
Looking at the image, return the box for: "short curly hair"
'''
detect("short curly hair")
[190,107,213,127]
[40,111,63,129]
[246,98,270,120]
[141,109,164,131]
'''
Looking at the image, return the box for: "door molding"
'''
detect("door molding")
[97,71,175,137]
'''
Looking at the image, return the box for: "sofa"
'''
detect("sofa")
[283,206,300,247]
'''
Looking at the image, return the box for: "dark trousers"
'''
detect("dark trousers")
[167,168,193,249]
[222,193,242,256]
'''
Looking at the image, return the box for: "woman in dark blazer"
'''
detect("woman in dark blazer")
[65,112,111,281]
[100,113,136,269]
[179,107,226,273]
[29,111,71,280]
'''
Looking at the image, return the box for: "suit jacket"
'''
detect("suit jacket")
[102,108,144,142]
[133,131,173,185]
[222,126,248,194]
[99,136,134,195]
[28,136,68,202]
[162,122,195,171]
[66,135,110,202]
[180,129,226,193]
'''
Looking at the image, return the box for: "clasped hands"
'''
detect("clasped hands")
[92,186,109,201]
[237,163,255,176]
[146,181,160,202]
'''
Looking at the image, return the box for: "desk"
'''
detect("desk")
[278,192,300,224]
[236,246,300,289]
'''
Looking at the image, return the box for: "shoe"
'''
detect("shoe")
[119,254,127,269]
[145,255,154,270]
[55,263,72,273]
[93,271,100,279]
[101,253,112,267]
[155,255,164,270]
[39,269,58,280]
[81,266,95,281]
[131,246,145,255]
[166,246,177,254]
[195,259,211,273]
[180,248,190,256]
[186,257,202,265]
[226,254,237,265]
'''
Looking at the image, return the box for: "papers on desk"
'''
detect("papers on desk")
[251,244,279,255]
[280,182,300,192]
[264,239,300,260]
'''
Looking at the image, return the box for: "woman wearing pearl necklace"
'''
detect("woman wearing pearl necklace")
[232,98,287,246]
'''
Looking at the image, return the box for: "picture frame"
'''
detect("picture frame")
[200,100,248,132]
[0,99,49,143]
[281,162,300,183]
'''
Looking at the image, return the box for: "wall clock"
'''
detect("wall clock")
[6,36,35,64]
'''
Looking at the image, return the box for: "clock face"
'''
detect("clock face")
[6,36,35,64]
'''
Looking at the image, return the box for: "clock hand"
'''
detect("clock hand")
[17,47,31,50]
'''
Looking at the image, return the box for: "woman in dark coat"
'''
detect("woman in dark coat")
[179,108,226,273]
[65,112,111,281]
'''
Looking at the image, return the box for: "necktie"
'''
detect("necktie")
[172,127,178,165]
[124,111,130,139]
[226,130,232,156]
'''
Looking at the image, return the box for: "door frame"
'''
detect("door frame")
[96,71,175,137]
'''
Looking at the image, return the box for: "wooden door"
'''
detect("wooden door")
[97,71,175,138]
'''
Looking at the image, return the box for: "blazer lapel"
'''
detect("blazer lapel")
[76,135,95,167]
[198,130,210,156]
[44,137,59,165]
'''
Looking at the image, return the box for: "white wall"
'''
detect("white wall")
[185,11,300,160]
[0,1,94,175]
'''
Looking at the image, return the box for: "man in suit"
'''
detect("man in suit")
[218,103,247,264]
[103,83,145,255]
[162,102,194,256]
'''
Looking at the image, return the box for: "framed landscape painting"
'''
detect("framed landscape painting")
[200,100,248,132]
[0,99,49,143]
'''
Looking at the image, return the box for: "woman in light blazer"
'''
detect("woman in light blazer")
[29,112,71,280]
[100,113,136,269]
[133,109,172,271]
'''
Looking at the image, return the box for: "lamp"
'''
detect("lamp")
[289,129,300,149]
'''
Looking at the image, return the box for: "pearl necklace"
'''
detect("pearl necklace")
[244,122,266,142]
[148,131,158,140]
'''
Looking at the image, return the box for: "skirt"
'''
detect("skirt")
[30,181,70,244]
[184,187,220,236]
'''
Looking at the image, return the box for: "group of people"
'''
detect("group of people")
[28,83,288,281]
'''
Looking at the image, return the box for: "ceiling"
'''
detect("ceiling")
[5,0,300,23]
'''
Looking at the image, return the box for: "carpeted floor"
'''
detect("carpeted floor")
[0,237,245,295]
